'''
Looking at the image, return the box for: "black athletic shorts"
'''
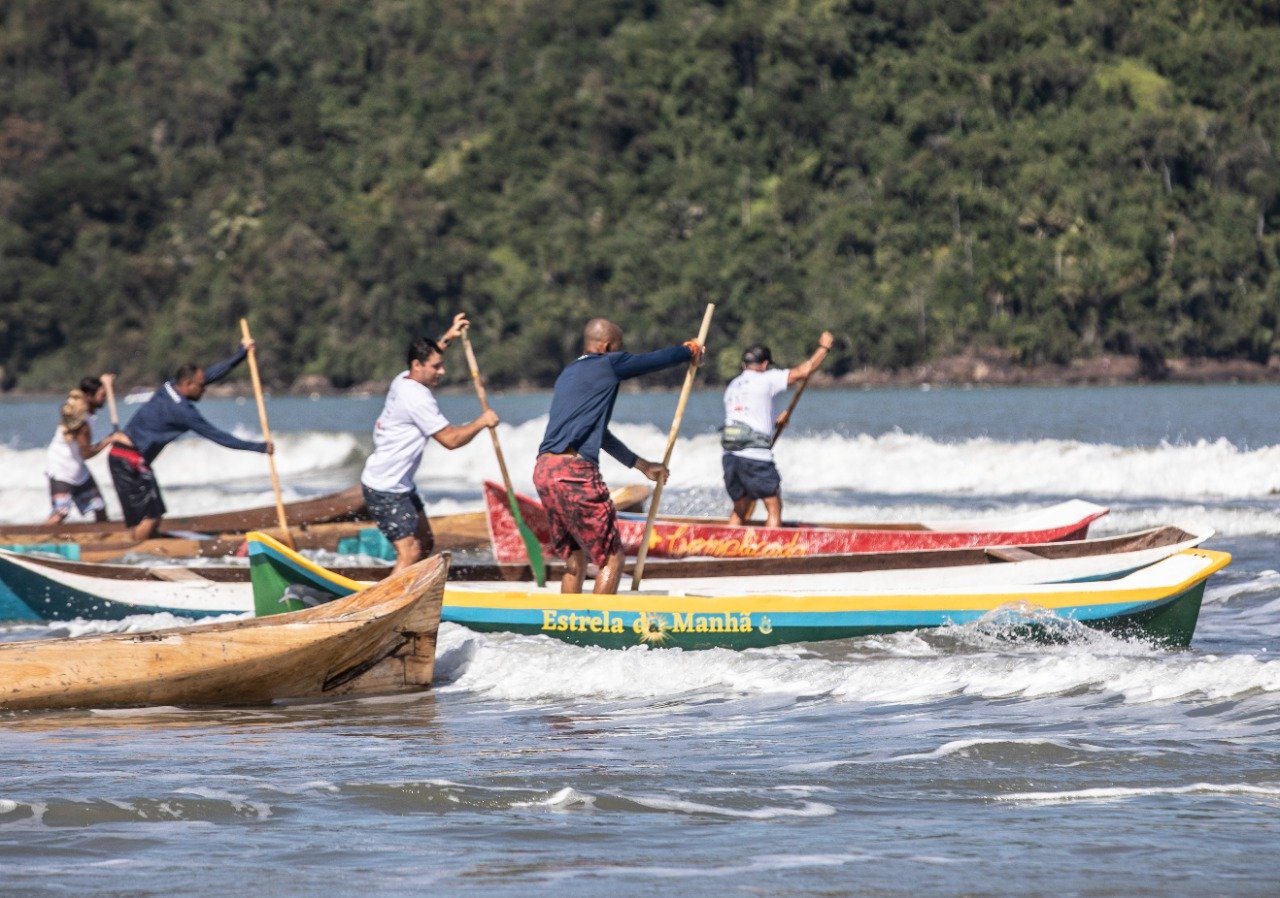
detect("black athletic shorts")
[722,453,782,502]
[108,447,166,527]
[361,484,431,543]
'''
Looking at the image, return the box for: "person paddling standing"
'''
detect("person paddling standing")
[359,313,500,575]
[109,341,273,541]
[722,332,834,528]
[534,318,704,595]
[44,374,121,524]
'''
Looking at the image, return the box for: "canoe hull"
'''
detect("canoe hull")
[0,486,368,541]
[484,481,1108,564]
[0,556,446,711]
[0,552,252,621]
[444,549,1228,650]
[245,533,1226,650]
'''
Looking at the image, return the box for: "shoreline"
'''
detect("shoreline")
[4,353,1278,401]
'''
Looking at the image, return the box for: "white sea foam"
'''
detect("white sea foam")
[997,782,1280,804]
[54,612,248,639]
[435,624,1280,707]
[625,795,836,819]
[617,853,869,879]
[1204,571,1280,606]
[4,426,1280,523]
[173,787,273,819]
[474,423,1280,502]
[890,737,1103,762]
[512,787,597,810]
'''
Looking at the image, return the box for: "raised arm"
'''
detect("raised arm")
[786,331,835,386]
[203,345,251,385]
[610,344,693,380]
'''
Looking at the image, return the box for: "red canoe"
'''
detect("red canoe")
[483,481,1108,564]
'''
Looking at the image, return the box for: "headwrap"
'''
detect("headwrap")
[60,389,90,433]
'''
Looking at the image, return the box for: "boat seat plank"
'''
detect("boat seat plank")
[148,567,214,583]
[984,546,1044,562]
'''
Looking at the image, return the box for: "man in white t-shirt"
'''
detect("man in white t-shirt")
[721,332,834,528]
[360,313,499,573]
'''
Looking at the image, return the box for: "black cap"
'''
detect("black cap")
[742,344,772,365]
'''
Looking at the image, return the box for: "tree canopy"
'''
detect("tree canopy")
[2,0,1278,390]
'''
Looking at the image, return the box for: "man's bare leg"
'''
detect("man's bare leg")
[728,497,756,526]
[762,495,783,529]
[132,517,160,541]
[391,535,422,575]
[561,549,586,594]
[390,515,433,576]
[592,548,625,595]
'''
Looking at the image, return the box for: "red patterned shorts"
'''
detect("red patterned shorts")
[532,453,622,567]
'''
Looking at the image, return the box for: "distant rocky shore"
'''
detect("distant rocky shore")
[828,351,1280,389]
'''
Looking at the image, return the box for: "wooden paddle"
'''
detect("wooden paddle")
[630,302,715,591]
[459,326,546,586]
[103,375,119,431]
[772,374,812,447]
[238,318,294,549]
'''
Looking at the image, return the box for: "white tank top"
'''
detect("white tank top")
[45,421,91,485]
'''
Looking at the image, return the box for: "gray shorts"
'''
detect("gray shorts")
[361,485,430,543]
[722,454,782,501]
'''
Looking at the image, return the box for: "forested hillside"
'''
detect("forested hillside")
[2,0,1278,390]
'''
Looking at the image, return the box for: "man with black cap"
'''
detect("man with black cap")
[721,332,834,528]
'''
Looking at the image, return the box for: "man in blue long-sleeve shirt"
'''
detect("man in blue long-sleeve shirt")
[109,340,273,540]
[533,318,703,594]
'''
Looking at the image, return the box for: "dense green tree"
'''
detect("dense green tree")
[1,0,1278,391]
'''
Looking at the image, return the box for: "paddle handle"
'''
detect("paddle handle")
[103,375,119,430]
[239,318,294,549]
[631,302,715,590]
[771,334,831,447]
[459,328,514,494]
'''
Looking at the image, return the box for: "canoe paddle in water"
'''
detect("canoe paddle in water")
[239,318,295,549]
[460,326,546,586]
[631,302,715,591]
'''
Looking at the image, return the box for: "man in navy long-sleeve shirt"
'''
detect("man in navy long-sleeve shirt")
[109,341,273,540]
[533,318,703,595]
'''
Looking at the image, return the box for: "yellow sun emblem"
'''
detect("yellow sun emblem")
[636,611,671,644]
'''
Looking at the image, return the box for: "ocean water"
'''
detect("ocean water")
[1,384,1278,896]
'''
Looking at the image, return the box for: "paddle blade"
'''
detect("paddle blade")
[507,492,546,587]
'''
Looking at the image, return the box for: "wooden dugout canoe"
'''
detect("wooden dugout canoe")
[485,480,1109,564]
[442,548,1231,649]
[241,529,1225,648]
[0,510,488,563]
[0,487,656,621]
[0,555,447,712]
[246,524,1214,614]
[0,545,511,622]
[0,486,367,541]
[0,484,648,562]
